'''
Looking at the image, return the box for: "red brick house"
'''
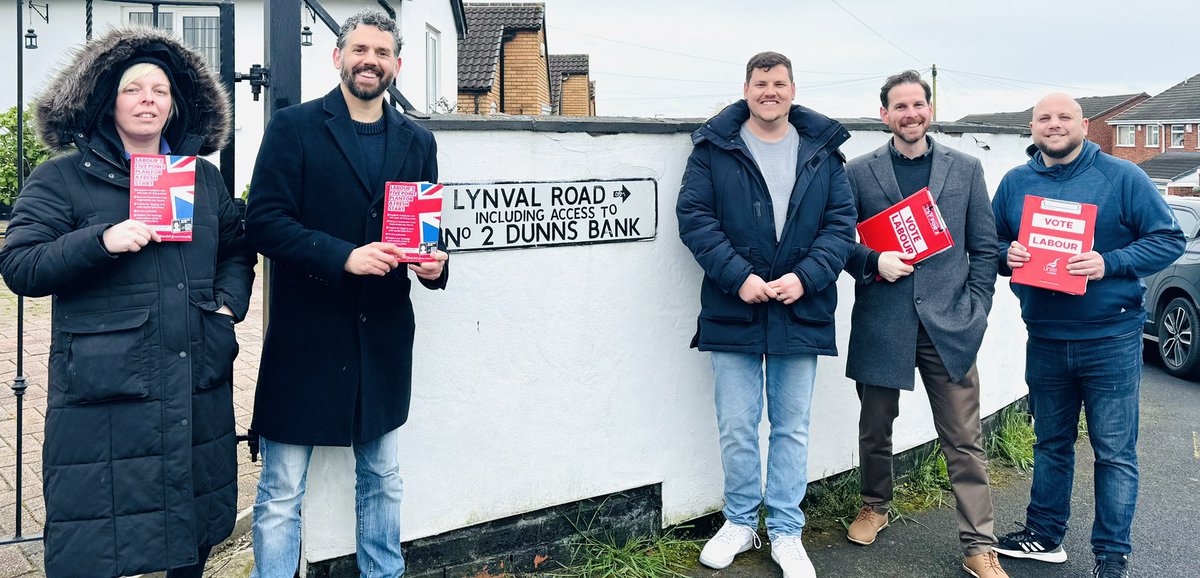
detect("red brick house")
[1107,73,1200,165]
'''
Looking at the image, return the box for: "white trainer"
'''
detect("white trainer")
[698,521,761,569]
[770,535,817,578]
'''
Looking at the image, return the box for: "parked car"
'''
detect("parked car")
[1143,196,1200,378]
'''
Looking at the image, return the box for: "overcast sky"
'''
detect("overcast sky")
[537,0,1199,122]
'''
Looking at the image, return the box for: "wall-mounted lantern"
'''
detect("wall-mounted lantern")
[24,2,50,50]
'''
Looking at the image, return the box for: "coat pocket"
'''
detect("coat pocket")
[788,286,836,325]
[191,300,239,391]
[61,308,152,404]
[699,278,755,322]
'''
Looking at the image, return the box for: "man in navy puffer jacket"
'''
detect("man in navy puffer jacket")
[676,51,856,578]
[992,93,1184,578]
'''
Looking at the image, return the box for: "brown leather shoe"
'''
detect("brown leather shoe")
[846,506,889,545]
[963,551,1010,578]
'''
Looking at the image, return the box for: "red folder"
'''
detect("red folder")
[1011,195,1097,295]
[856,187,954,265]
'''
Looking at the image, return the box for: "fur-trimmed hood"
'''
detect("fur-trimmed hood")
[35,26,231,156]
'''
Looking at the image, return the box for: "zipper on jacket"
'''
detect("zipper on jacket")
[90,148,124,172]
[754,201,762,220]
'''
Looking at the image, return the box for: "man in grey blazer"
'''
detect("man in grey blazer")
[842,71,1006,578]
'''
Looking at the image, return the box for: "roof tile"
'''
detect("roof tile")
[1111,73,1200,122]
[1137,152,1200,181]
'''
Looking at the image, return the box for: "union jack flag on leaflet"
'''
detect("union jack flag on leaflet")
[129,154,196,242]
[382,181,444,263]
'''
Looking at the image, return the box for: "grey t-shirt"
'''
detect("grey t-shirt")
[740,122,799,240]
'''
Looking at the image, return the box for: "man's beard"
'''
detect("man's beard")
[891,120,928,145]
[1036,135,1082,159]
[894,129,925,145]
[341,64,392,100]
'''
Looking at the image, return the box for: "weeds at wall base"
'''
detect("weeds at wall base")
[799,468,862,535]
[549,530,700,578]
[985,405,1037,473]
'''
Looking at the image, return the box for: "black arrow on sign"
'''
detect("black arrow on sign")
[613,185,632,203]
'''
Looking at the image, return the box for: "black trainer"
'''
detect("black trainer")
[993,525,1068,563]
[1093,555,1130,578]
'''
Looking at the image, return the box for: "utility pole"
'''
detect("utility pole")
[931,64,938,122]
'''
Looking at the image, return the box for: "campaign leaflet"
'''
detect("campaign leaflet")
[1012,195,1098,295]
[129,154,196,242]
[381,181,443,263]
[856,187,954,265]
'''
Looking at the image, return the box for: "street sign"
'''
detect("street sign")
[441,179,657,252]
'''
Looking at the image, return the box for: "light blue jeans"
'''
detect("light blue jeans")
[250,428,405,578]
[711,351,817,539]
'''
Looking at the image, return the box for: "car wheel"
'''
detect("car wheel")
[1158,297,1200,378]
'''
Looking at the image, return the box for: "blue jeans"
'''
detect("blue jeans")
[1024,328,1141,558]
[711,352,817,539]
[251,428,405,578]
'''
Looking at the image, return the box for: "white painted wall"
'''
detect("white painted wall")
[2,0,460,196]
[300,125,1035,564]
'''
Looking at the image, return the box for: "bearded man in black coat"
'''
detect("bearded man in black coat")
[244,9,447,578]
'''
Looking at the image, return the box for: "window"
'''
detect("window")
[129,11,174,33]
[425,27,441,113]
[129,10,219,70]
[183,16,220,68]
[1117,126,1135,146]
[1172,125,1186,147]
[1146,125,1161,147]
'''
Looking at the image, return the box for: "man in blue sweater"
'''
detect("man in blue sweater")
[991,93,1184,578]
